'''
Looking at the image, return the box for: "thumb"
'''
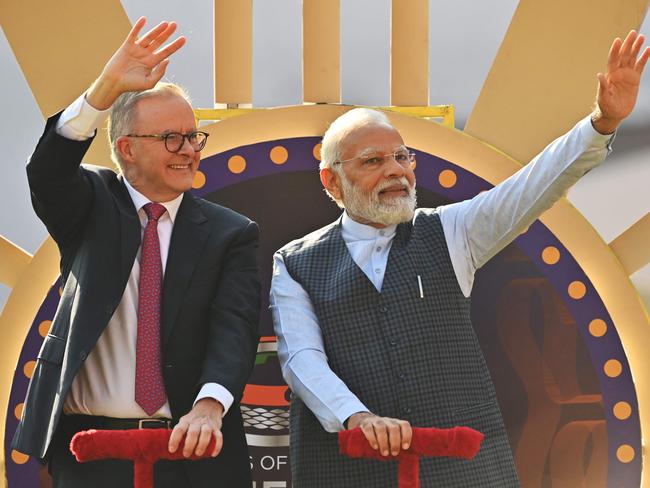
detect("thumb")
[148,59,170,87]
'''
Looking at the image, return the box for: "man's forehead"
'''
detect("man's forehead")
[340,124,405,156]
[132,94,196,129]
[355,144,408,157]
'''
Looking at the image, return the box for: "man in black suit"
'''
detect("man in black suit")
[11,18,260,487]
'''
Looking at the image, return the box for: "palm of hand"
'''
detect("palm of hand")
[111,45,164,91]
[599,66,641,120]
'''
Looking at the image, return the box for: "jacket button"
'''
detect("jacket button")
[164,364,173,369]
[105,306,112,315]
[80,351,87,361]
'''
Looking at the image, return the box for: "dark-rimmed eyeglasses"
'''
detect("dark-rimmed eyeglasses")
[125,131,209,153]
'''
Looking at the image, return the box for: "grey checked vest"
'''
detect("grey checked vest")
[280,209,519,487]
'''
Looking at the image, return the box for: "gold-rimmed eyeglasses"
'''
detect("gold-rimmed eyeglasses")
[334,150,415,171]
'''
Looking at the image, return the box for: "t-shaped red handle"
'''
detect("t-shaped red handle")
[70,429,216,488]
[339,426,484,488]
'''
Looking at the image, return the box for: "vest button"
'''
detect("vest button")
[403,407,411,415]
[398,373,406,380]
[379,305,388,313]
[389,340,398,347]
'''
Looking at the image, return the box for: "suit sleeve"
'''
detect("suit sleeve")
[26,112,95,251]
[199,220,261,404]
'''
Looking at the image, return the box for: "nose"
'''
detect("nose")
[177,135,195,156]
[383,154,407,178]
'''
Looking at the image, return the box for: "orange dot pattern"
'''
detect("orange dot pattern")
[312,143,322,161]
[567,281,586,299]
[438,169,457,188]
[589,319,607,337]
[11,450,29,464]
[192,170,206,189]
[613,401,632,420]
[23,360,36,379]
[541,246,560,265]
[38,320,52,338]
[14,403,23,420]
[270,146,289,165]
[616,444,635,463]
[604,359,623,378]
[228,155,247,174]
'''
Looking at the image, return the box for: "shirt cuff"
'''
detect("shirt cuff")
[194,383,234,416]
[56,92,111,140]
[582,115,615,151]
[335,400,371,431]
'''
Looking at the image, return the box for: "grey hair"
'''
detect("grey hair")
[107,82,192,170]
[319,108,394,173]
[319,108,394,206]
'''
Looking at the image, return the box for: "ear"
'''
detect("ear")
[115,135,136,164]
[320,167,343,201]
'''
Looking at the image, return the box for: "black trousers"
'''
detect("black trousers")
[48,415,192,488]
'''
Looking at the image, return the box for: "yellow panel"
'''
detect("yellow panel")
[303,0,341,103]
[391,0,428,106]
[214,0,253,104]
[465,0,649,163]
[0,0,131,168]
[0,236,32,288]
[610,213,650,276]
[0,1,130,118]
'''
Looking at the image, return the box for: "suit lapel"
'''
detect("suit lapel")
[116,176,141,289]
[161,192,209,344]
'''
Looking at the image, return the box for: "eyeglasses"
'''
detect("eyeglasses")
[334,150,415,171]
[125,131,209,153]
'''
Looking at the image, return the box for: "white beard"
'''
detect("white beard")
[340,175,417,226]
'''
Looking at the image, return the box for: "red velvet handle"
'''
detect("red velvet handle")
[70,429,217,488]
[338,426,484,488]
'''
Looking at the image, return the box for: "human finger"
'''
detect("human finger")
[126,17,147,44]
[359,420,379,451]
[182,422,201,457]
[373,421,390,456]
[386,421,402,456]
[629,34,645,65]
[635,46,650,73]
[607,37,623,73]
[136,21,171,48]
[212,429,224,457]
[168,420,188,453]
[619,30,637,65]
[399,420,412,450]
[193,423,214,457]
[154,36,186,62]
[146,22,178,51]
[147,59,170,87]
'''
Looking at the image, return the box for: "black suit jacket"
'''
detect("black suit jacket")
[12,113,261,486]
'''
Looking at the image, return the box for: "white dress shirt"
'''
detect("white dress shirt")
[58,94,232,418]
[270,116,613,432]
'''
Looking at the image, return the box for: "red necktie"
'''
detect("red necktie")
[136,202,167,416]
